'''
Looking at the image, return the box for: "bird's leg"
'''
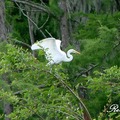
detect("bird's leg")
[46,63,53,73]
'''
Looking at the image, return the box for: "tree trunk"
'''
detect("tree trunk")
[0,1,12,120]
[4,104,13,120]
[58,0,69,49]
[27,7,36,57]
[0,0,6,41]
[115,0,120,11]
[2,74,13,120]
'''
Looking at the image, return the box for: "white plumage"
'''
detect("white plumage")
[31,38,80,65]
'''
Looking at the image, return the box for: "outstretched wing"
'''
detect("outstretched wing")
[31,38,64,63]
[31,38,55,50]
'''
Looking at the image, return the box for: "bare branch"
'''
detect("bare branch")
[12,0,60,21]
[45,29,53,37]
[51,71,92,120]
[15,2,46,38]
[12,39,31,48]
[74,64,99,80]
[12,0,54,15]
[40,15,49,29]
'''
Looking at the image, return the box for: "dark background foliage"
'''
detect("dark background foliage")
[0,0,120,120]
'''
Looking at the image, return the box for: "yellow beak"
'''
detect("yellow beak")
[75,50,80,54]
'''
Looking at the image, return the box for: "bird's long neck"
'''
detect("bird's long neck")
[64,50,73,62]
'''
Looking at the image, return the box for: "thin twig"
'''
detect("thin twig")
[40,15,49,29]
[12,0,53,15]
[14,84,51,95]
[12,0,59,20]
[45,29,53,37]
[51,71,92,120]
[12,39,31,48]
[15,2,46,37]
[74,64,98,80]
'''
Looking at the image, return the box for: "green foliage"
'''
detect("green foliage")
[64,12,120,120]
[71,12,120,68]
[75,13,120,39]
[0,43,83,120]
[87,66,120,119]
[80,26,118,65]
[5,0,60,42]
[5,1,30,42]
[64,24,120,83]
[3,1,120,120]
[49,0,63,17]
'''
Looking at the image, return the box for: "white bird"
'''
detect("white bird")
[31,38,80,65]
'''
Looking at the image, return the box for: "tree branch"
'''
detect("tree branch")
[14,84,51,95]
[12,0,54,15]
[14,2,46,38]
[51,71,92,120]
[74,64,98,80]
[12,39,31,48]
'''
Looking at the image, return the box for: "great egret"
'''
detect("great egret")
[31,38,80,65]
